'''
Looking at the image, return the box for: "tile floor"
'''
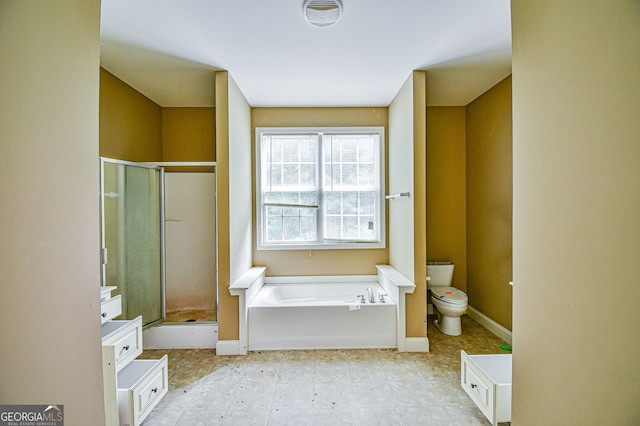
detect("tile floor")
[139,315,510,425]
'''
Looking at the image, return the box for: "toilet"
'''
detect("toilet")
[427,262,468,336]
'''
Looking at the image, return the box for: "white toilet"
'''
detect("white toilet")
[427,262,468,336]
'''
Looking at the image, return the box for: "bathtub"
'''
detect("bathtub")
[248,278,396,350]
[219,265,420,355]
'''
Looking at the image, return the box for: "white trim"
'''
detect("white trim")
[264,274,376,284]
[215,340,244,356]
[376,265,417,352]
[405,337,429,352]
[466,305,513,345]
[228,266,267,356]
[142,161,216,167]
[143,323,218,349]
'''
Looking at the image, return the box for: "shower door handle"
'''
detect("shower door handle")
[101,248,108,265]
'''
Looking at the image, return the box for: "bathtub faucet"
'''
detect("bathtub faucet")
[367,287,375,303]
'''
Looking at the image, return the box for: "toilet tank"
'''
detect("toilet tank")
[427,262,454,287]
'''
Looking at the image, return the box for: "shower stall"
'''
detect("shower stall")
[100,158,217,329]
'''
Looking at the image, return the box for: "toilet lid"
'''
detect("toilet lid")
[431,287,468,305]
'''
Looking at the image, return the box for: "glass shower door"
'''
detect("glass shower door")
[101,158,163,326]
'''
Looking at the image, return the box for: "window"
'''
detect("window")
[256,127,385,250]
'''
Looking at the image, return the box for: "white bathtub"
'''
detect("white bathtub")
[219,265,421,355]
[248,279,397,350]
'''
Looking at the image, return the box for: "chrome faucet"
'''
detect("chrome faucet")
[367,287,375,303]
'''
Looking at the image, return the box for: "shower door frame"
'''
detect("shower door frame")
[100,157,165,326]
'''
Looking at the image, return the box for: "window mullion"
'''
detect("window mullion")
[317,133,324,244]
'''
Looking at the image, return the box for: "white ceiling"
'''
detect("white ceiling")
[100,0,512,108]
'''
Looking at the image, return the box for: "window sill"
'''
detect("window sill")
[257,241,385,251]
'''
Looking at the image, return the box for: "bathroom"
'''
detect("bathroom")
[95,4,513,423]
[6,2,639,425]
[99,63,512,346]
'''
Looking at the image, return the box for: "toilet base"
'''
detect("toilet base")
[433,312,462,336]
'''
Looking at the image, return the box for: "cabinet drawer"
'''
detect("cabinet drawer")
[461,350,512,426]
[101,294,122,324]
[462,354,493,418]
[102,317,143,371]
[117,356,168,426]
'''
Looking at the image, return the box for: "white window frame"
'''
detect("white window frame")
[256,126,386,250]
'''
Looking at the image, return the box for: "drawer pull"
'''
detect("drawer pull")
[151,387,158,393]
[123,345,130,351]
[101,312,107,317]
[471,383,477,389]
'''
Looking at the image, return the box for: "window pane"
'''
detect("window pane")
[267,164,283,187]
[300,140,316,162]
[283,139,299,162]
[340,139,357,162]
[359,216,375,239]
[283,216,300,240]
[300,215,317,240]
[319,132,381,242]
[325,216,341,239]
[300,191,317,206]
[300,164,315,186]
[359,192,374,214]
[325,192,341,215]
[341,164,357,186]
[358,138,374,162]
[283,164,299,186]
[266,214,283,241]
[358,164,374,187]
[343,192,357,214]
[343,216,358,239]
[270,138,282,162]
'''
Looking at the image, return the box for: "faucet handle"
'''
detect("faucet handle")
[357,294,366,303]
[378,292,388,303]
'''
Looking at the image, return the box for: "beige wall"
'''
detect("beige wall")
[162,107,216,168]
[99,68,163,161]
[0,1,106,424]
[215,71,254,342]
[388,71,427,339]
[251,107,389,276]
[466,76,513,330]
[512,1,640,423]
[426,107,467,291]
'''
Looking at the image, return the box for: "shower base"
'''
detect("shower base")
[165,309,216,323]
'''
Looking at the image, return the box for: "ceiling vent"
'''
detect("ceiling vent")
[303,0,343,28]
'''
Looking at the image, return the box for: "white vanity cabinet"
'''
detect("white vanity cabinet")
[101,287,168,426]
[461,350,512,426]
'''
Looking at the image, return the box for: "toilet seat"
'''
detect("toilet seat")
[431,287,467,305]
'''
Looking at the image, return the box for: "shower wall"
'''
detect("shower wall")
[164,172,217,321]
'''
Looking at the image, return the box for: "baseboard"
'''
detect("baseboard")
[215,339,247,356]
[143,323,218,349]
[404,337,429,352]
[466,306,512,345]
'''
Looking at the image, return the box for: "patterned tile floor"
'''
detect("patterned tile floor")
[139,315,511,425]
